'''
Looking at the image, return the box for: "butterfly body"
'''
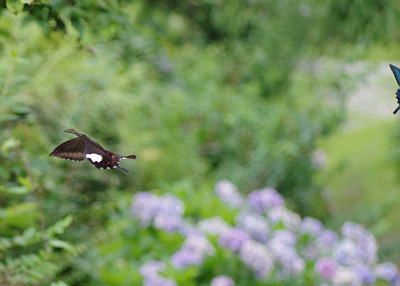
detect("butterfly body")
[389,64,400,114]
[50,129,136,173]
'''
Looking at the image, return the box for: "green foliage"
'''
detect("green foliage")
[0,106,74,285]
[0,253,56,286]
[321,0,400,45]
[0,198,73,285]
[0,0,348,213]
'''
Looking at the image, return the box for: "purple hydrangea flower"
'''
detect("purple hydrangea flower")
[375,262,400,285]
[332,268,362,286]
[134,186,399,286]
[179,223,203,237]
[131,192,160,226]
[239,240,273,278]
[235,211,269,242]
[184,234,215,255]
[341,222,377,265]
[270,229,297,246]
[171,235,215,269]
[272,245,305,277]
[282,255,306,277]
[140,260,177,286]
[353,265,375,284]
[268,206,301,231]
[153,194,185,233]
[210,275,235,286]
[268,231,304,276]
[197,217,231,236]
[157,194,185,217]
[333,239,360,266]
[248,188,284,213]
[143,275,177,286]
[170,247,203,269]
[300,217,324,236]
[301,245,319,261]
[316,229,339,253]
[131,192,185,233]
[341,222,366,240]
[140,261,166,277]
[215,180,243,208]
[218,228,251,252]
[333,222,377,267]
[315,257,337,280]
[154,214,184,233]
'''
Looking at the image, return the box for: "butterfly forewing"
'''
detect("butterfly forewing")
[49,138,86,161]
[390,64,400,86]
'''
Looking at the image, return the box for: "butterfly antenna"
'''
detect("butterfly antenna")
[63,129,80,135]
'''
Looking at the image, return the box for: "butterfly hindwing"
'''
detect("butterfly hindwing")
[84,139,126,172]
[49,138,86,161]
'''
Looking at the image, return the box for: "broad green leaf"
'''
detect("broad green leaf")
[46,215,73,236]
[1,138,19,152]
[5,186,30,195]
[5,0,24,14]
[17,176,32,191]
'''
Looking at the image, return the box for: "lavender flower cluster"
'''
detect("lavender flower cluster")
[131,180,400,285]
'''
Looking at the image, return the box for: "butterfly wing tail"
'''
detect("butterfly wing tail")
[116,155,135,173]
[123,155,136,159]
[394,106,400,114]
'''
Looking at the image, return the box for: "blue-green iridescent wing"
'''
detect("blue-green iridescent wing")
[390,64,400,86]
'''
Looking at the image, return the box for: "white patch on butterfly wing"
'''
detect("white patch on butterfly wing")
[85,153,103,163]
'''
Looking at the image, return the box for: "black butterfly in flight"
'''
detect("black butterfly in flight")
[49,129,136,173]
[389,64,400,114]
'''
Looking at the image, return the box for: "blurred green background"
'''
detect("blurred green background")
[1,0,400,284]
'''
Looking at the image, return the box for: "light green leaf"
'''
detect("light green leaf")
[51,281,69,286]
[5,186,30,195]
[5,0,24,14]
[49,238,75,253]
[1,138,19,152]
[17,176,32,191]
